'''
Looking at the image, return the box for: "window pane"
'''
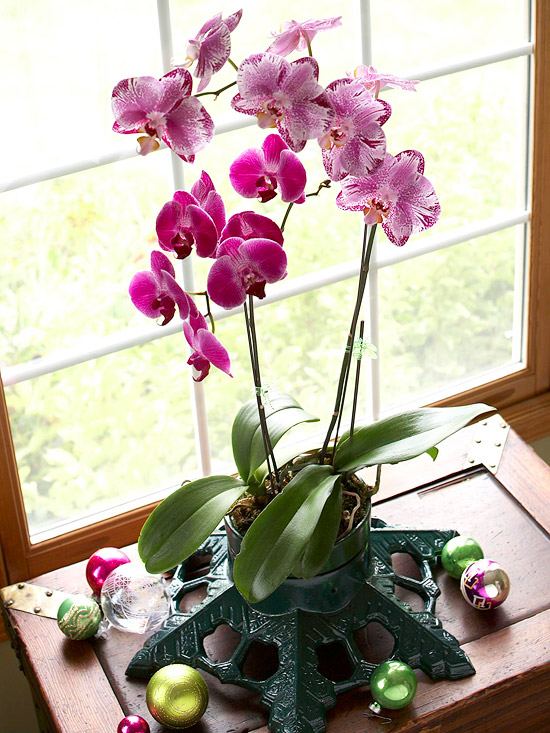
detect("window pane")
[2,0,162,183]
[6,338,198,539]
[380,58,528,236]
[0,154,173,368]
[371,0,530,70]
[377,227,522,411]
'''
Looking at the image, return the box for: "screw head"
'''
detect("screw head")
[33,606,41,614]
[5,599,14,607]
[45,590,53,597]
[17,583,25,589]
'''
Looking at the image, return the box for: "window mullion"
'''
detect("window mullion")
[359,0,380,422]
[157,0,212,476]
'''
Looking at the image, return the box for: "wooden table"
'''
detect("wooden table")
[2,416,550,733]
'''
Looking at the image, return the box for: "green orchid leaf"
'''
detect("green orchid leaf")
[233,465,339,603]
[293,477,342,579]
[231,392,318,482]
[334,403,494,472]
[138,475,246,573]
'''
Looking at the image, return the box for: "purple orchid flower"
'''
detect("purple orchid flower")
[129,251,191,325]
[111,68,214,161]
[352,65,418,96]
[220,210,284,245]
[184,10,243,92]
[229,134,307,203]
[156,172,225,259]
[231,53,334,152]
[267,17,342,56]
[337,150,441,246]
[319,78,391,181]
[207,235,287,309]
[183,311,232,382]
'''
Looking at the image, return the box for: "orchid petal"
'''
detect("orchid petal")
[241,239,287,282]
[229,148,267,198]
[156,200,182,250]
[262,133,288,169]
[196,329,232,375]
[161,97,214,158]
[207,256,247,308]
[186,204,218,257]
[150,250,175,278]
[276,148,307,202]
[221,211,284,245]
[112,76,160,132]
[129,272,163,319]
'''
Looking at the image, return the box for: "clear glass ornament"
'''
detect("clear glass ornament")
[100,562,171,634]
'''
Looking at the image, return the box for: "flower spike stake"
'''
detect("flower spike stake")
[115,9,495,733]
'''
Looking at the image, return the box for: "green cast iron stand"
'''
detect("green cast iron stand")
[127,518,475,733]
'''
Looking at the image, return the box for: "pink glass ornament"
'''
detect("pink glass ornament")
[86,547,131,596]
[117,715,150,733]
[460,559,510,610]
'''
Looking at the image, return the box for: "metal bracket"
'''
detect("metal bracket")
[466,414,510,474]
[1,582,69,619]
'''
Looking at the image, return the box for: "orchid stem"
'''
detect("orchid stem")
[305,179,331,197]
[187,291,215,333]
[280,203,294,232]
[349,320,365,438]
[305,34,313,57]
[204,292,215,333]
[280,180,331,233]
[244,297,279,486]
[320,224,377,464]
[195,80,237,99]
[228,57,239,71]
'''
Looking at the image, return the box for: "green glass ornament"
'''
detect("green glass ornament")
[57,595,102,640]
[441,536,484,579]
[146,664,208,729]
[370,660,417,710]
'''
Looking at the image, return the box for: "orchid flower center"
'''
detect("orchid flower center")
[320,123,350,150]
[152,295,176,326]
[363,197,391,225]
[171,230,194,259]
[257,99,285,128]
[240,265,267,299]
[255,174,278,203]
[144,111,167,138]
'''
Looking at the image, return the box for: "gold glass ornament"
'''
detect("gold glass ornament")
[146,664,208,729]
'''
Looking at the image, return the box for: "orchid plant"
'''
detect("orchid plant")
[114,11,493,603]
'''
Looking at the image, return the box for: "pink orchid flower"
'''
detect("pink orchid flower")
[267,17,342,56]
[352,65,418,97]
[337,150,441,246]
[229,134,307,203]
[156,172,225,259]
[184,10,243,92]
[207,235,287,309]
[184,311,232,382]
[231,53,334,152]
[319,78,390,181]
[111,68,213,161]
[129,251,191,325]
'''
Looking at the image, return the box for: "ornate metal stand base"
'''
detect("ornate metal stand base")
[128,520,475,733]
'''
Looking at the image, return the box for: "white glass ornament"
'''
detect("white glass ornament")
[100,562,171,634]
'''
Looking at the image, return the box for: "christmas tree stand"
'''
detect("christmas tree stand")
[127,512,475,733]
